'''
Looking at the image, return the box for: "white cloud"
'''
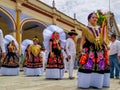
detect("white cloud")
[40,0,120,25]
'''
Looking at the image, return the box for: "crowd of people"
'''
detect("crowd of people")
[0,11,120,89]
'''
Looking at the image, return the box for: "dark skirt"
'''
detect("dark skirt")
[25,54,43,68]
[2,52,19,68]
[46,49,64,69]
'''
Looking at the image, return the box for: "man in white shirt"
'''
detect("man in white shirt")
[109,34,120,79]
[66,29,77,79]
[0,29,6,59]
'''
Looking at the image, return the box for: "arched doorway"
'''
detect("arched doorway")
[0,7,16,36]
[21,18,48,46]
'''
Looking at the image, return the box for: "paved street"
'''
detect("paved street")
[0,70,120,90]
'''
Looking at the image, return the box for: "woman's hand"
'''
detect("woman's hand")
[50,52,54,58]
[68,55,71,60]
[106,45,110,50]
[79,46,83,53]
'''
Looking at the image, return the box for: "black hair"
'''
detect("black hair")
[34,36,38,38]
[111,34,116,39]
[88,12,97,21]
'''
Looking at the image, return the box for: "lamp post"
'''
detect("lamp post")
[52,0,55,8]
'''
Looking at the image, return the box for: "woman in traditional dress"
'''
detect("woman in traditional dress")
[24,36,43,76]
[0,29,6,66]
[23,44,30,73]
[78,12,110,88]
[1,40,19,75]
[46,31,64,79]
[0,29,6,56]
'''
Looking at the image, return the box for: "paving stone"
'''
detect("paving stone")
[0,70,119,90]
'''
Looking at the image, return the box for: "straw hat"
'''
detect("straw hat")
[68,29,78,35]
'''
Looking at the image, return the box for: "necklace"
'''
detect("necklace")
[88,24,102,49]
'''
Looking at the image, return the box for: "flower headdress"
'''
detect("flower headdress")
[32,36,39,41]
[97,10,109,45]
[50,31,60,40]
[96,10,108,27]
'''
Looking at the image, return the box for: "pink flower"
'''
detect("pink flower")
[85,48,88,52]
[89,52,94,59]
[97,52,103,59]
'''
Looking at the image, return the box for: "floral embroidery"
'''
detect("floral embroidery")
[104,49,110,66]
[79,54,88,65]
[97,51,105,70]
[84,51,94,70]
[89,51,94,59]
[85,48,89,52]
[84,58,93,70]
[98,59,105,70]
[49,58,53,63]
[97,52,103,60]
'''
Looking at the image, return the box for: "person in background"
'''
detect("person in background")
[23,44,30,73]
[66,29,78,79]
[1,40,19,75]
[109,34,120,79]
[0,29,6,62]
[46,31,64,79]
[24,36,43,76]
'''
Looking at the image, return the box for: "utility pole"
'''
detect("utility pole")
[109,0,110,12]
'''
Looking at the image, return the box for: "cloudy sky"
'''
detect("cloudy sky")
[40,0,120,28]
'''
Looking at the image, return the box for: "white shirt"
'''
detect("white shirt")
[0,29,5,53]
[66,38,76,56]
[62,50,68,58]
[109,40,120,56]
